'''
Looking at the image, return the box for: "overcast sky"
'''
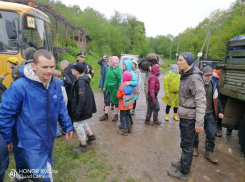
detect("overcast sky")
[61,0,236,37]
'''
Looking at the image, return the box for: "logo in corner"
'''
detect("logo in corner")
[9,169,18,178]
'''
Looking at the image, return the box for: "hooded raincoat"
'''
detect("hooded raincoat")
[132,59,142,94]
[162,71,180,107]
[103,65,123,104]
[123,60,139,100]
[0,64,73,181]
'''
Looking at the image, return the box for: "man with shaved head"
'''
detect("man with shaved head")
[0,50,73,182]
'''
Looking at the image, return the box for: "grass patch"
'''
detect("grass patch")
[159,56,178,74]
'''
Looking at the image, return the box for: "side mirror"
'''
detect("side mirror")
[5,19,17,39]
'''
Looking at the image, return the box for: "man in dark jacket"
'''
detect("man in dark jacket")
[97,53,107,74]
[193,66,224,163]
[76,52,94,78]
[71,62,97,152]
[0,50,73,182]
[60,60,77,125]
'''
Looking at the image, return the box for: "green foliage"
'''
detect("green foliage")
[54,35,77,48]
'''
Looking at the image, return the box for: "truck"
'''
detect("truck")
[219,36,245,157]
[0,1,53,88]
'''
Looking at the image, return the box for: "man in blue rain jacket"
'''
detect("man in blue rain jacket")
[0,50,73,182]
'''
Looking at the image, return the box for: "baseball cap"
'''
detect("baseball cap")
[202,66,213,76]
[71,62,85,73]
[6,57,19,64]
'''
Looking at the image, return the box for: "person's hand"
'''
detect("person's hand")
[0,73,6,79]
[195,126,203,133]
[64,131,73,141]
[124,81,130,86]
[8,143,13,152]
[166,94,169,98]
[103,87,106,91]
[219,113,224,119]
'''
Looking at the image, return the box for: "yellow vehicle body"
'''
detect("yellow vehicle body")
[0,1,51,88]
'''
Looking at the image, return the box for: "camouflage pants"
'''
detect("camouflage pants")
[74,121,90,141]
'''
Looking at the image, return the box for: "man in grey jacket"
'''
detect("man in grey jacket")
[167,52,206,181]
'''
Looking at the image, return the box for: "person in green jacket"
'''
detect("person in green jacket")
[162,64,180,121]
[100,56,123,122]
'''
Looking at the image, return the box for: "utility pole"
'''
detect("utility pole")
[176,34,180,61]
[205,26,212,60]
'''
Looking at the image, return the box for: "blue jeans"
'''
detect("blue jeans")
[119,110,132,132]
[194,112,217,152]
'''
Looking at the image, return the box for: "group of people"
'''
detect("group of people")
[0,49,226,182]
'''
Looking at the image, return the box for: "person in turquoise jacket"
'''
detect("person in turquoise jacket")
[122,60,139,101]
[0,50,73,182]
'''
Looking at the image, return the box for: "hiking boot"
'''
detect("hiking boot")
[216,130,222,137]
[226,129,232,135]
[167,169,188,181]
[117,129,128,136]
[173,113,179,121]
[130,109,135,115]
[204,151,218,163]
[99,114,108,121]
[128,126,133,133]
[87,134,96,144]
[72,144,88,152]
[193,148,199,156]
[171,161,181,169]
[165,114,169,121]
[145,120,154,126]
[112,114,118,122]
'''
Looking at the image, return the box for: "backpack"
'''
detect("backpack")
[123,93,134,107]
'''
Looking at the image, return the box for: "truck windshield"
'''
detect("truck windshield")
[0,11,19,54]
[22,14,52,52]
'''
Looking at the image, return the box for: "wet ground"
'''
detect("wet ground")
[86,73,245,182]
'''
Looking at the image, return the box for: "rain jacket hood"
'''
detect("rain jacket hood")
[123,60,133,71]
[151,65,160,76]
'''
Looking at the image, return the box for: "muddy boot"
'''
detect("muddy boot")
[130,109,135,115]
[72,143,88,152]
[171,161,181,169]
[153,112,162,125]
[193,148,199,156]
[145,111,154,125]
[99,114,108,121]
[87,134,96,144]
[167,169,188,181]
[112,114,118,122]
[216,129,222,137]
[117,129,128,136]
[127,126,133,133]
[204,151,218,163]
[165,114,169,121]
[173,113,179,121]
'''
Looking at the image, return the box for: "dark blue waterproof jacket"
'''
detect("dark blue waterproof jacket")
[0,67,73,180]
[99,64,108,88]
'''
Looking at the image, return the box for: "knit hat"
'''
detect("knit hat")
[111,56,119,67]
[171,64,178,74]
[122,71,132,82]
[71,62,85,73]
[180,52,194,66]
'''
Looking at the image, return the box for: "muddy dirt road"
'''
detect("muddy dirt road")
[87,73,245,182]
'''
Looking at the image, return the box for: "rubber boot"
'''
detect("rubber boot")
[216,129,222,137]
[72,143,88,152]
[173,113,179,121]
[145,111,154,126]
[127,126,133,133]
[171,161,181,169]
[99,114,108,121]
[193,148,199,156]
[226,129,232,135]
[130,109,135,115]
[165,114,169,121]
[167,169,188,181]
[112,114,118,122]
[153,112,162,125]
[204,151,218,163]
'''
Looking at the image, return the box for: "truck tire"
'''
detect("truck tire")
[238,114,245,157]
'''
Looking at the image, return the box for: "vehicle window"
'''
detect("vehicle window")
[0,11,19,54]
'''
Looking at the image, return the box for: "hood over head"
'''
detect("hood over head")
[123,60,133,72]
[24,47,36,60]
[151,65,160,76]
[132,59,139,70]
[122,71,132,83]
[171,64,178,74]
[111,56,119,67]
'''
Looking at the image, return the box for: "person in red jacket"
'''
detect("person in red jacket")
[145,65,161,125]
[117,71,137,136]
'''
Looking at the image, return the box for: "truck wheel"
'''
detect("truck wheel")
[238,114,245,157]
